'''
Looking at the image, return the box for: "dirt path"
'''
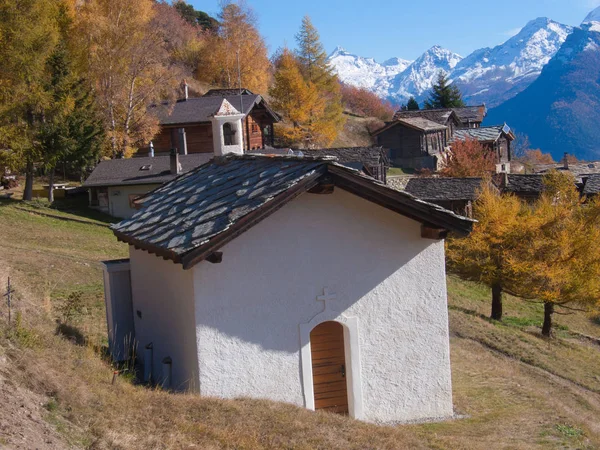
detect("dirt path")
[0,350,72,450]
[0,261,72,450]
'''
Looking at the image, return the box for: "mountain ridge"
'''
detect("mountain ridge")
[486,16,600,161]
[329,17,572,107]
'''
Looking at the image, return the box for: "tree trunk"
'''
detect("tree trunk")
[47,167,55,203]
[542,302,554,337]
[491,283,503,321]
[24,159,34,201]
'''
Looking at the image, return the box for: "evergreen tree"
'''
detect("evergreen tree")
[406,97,420,111]
[173,0,218,31]
[294,16,345,147]
[39,12,104,201]
[424,71,465,109]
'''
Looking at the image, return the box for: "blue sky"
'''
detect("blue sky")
[189,0,600,61]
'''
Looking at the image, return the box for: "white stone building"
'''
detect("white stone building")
[101,99,473,423]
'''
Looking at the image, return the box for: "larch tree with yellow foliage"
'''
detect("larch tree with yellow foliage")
[508,171,600,337]
[446,180,528,320]
[294,16,345,147]
[197,1,270,94]
[269,49,327,148]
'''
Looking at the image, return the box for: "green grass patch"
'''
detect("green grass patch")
[555,423,584,439]
[502,316,543,328]
[387,167,415,176]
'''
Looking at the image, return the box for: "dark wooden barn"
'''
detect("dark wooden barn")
[450,124,515,166]
[373,117,449,170]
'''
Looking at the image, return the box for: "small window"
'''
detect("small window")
[251,122,259,133]
[140,164,152,171]
[223,122,236,145]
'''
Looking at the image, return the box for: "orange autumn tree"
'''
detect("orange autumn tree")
[440,138,497,177]
[340,84,395,121]
[446,181,527,320]
[197,1,270,94]
[269,48,326,147]
[508,171,600,337]
[78,0,181,158]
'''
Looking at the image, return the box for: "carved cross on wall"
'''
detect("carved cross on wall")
[317,288,337,312]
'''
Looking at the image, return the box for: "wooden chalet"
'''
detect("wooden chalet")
[373,117,449,170]
[392,105,487,130]
[375,105,491,171]
[141,89,280,157]
[450,124,515,167]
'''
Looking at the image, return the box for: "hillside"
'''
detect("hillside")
[1,197,600,449]
[331,113,378,148]
[486,18,600,161]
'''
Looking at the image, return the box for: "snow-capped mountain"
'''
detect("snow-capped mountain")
[328,17,572,107]
[328,47,412,99]
[583,5,600,32]
[486,9,600,161]
[453,18,572,107]
[390,46,462,104]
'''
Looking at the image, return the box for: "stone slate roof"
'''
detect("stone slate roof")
[451,125,512,143]
[249,147,389,168]
[502,174,545,194]
[149,95,279,126]
[392,109,455,124]
[373,116,449,136]
[532,162,600,176]
[203,88,254,97]
[452,105,487,124]
[404,177,483,201]
[583,174,600,195]
[396,117,448,132]
[83,154,213,188]
[392,106,486,126]
[112,154,474,269]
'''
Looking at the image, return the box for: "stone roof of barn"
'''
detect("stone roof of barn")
[404,177,483,201]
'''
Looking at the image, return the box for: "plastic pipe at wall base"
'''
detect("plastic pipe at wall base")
[161,357,172,390]
[144,343,153,383]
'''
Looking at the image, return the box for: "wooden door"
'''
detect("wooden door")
[310,321,349,414]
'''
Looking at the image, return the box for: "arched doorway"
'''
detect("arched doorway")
[310,321,349,414]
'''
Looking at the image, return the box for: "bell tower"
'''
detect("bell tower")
[210,99,245,157]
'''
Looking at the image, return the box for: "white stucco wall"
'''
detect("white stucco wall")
[129,247,199,391]
[192,188,453,423]
[107,184,160,218]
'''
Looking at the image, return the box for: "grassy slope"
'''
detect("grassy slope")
[331,114,377,148]
[1,199,600,449]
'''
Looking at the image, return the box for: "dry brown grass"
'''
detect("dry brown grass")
[331,114,377,148]
[1,199,600,449]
